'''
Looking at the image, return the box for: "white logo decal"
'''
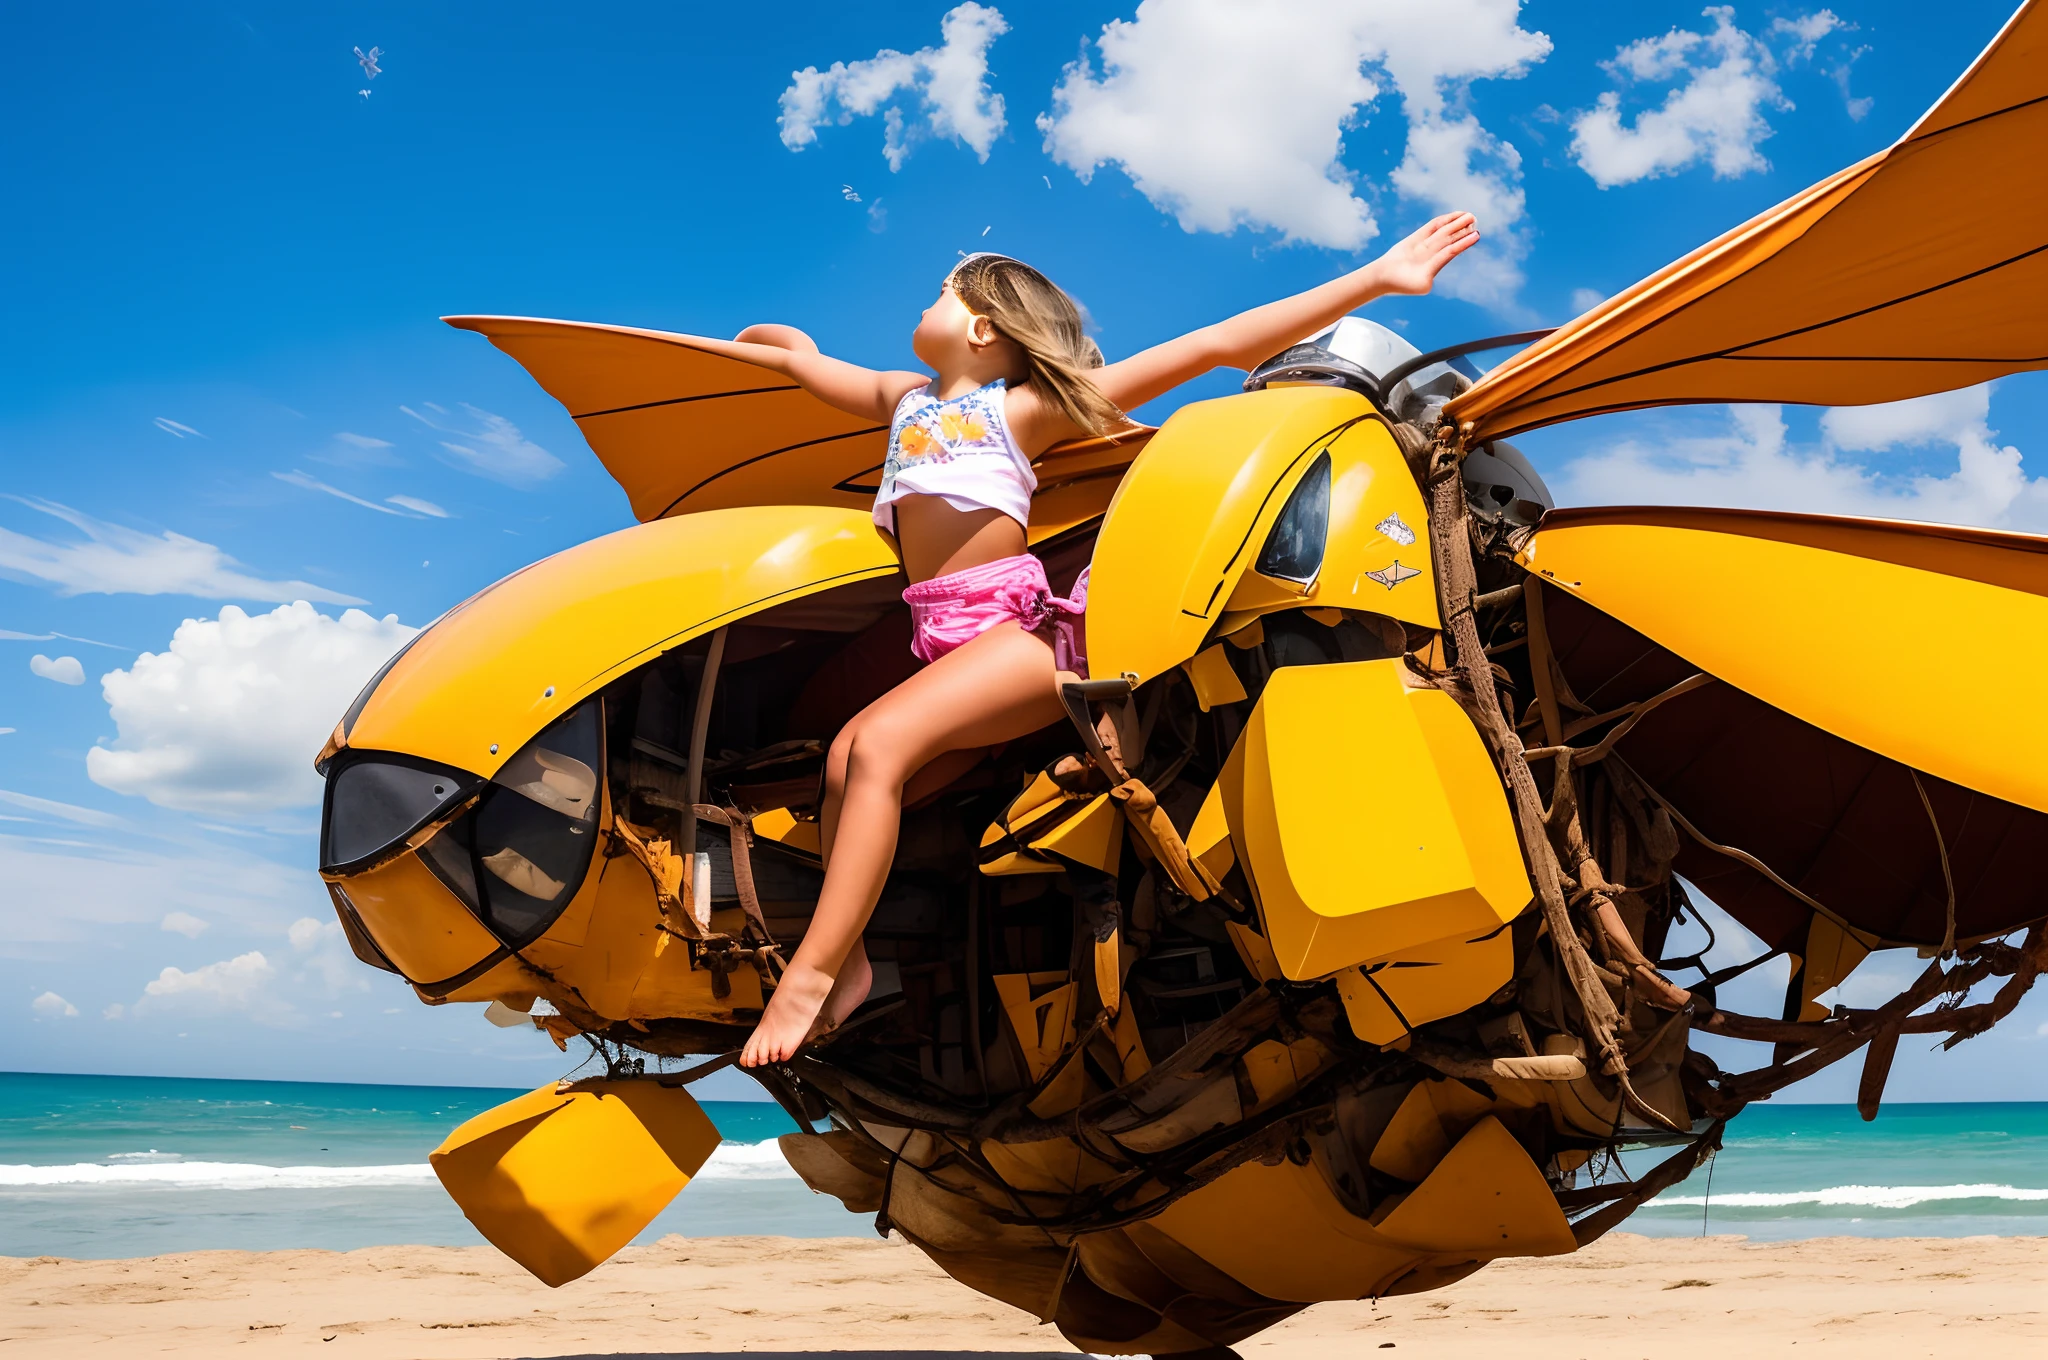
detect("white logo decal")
[1375,513,1416,546]
[1366,560,1422,590]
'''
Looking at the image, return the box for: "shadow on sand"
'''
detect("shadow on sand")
[520,1352,1248,1359]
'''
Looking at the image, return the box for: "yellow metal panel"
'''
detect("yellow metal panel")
[1240,1037,1330,1112]
[978,849,1062,877]
[337,850,502,986]
[1799,914,1877,1021]
[521,849,663,1022]
[430,1080,720,1287]
[1333,970,1407,1047]
[627,929,764,1017]
[1375,1116,1575,1258]
[751,807,822,858]
[980,775,1087,876]
[979,1136,1119,1195]
[1516,508,2048,812]
[1148,1158,1421,1303]
[346,506,899,779]
[1445,4,2048,442]
[1238,659,1528,980]
[1187,763,1236,885]
[1337,922,1516,1045]
[1369,1080,1494,1183]
[1031,792,1122,875]
[1112,1004,1151,1081]
[1224,920,1281,985]
[1087,389,1437,686]
[994,972,1076,1083]
[1185,644,1248,711]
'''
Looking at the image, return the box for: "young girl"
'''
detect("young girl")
[717,211,1480,1067]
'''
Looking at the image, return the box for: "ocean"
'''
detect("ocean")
[2,1072,2043,1259]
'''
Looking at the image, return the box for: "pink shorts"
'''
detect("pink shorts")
[903,553,1089,675]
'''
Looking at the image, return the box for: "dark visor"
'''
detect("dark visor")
[320,752,481,875]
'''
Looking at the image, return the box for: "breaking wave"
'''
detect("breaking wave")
[0,1139,797,1190]
[0,1161,435,1189]
[1650,1184,2048,1210]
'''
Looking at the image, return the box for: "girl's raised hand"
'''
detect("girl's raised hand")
[1371,212,1480,296]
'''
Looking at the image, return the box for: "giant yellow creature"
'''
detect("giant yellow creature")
[318,6,2048,1354]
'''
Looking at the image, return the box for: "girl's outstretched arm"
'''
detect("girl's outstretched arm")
[1080,211,1480,422]
[684,324,928,424]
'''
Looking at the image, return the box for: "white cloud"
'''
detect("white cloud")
[1569,286,1607,314]
[0,628,126,649]
[1821,386,1990,452]
[1552,385,2048,532]
[125,916,367,1027]
[161,910,209,939]
[31,990,78,1018]
[1570,7,1789,188]
[400,404,563,486]
[0,788,127,829]
[1036,0,1549,305]
[87,602,418,817]
[1771,10,1846,63]
[102,1002,124,1020]
[272,473,447,521]
[779,3,1010,172]
[1830,56,1873,122]
[312,431,402,470]
[288,916,335,950]
[153,418,203,439]
[137,951,286,1023]
[289,915,362,994]
[0,498,364,605]
[0,831,321,960]
[29,654,84,685]
[0,729,14,737]
[384,494,449,518]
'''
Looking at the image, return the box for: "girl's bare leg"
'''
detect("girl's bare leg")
[740,624,1065,1067]
[819,744,985,866]
[809,742,985,1035]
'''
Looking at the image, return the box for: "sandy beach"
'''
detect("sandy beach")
[1,1232,2040,1358]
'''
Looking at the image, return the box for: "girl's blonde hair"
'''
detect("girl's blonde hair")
[948,254,1123,437]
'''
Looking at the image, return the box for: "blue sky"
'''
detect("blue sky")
[4,0,2043,1100]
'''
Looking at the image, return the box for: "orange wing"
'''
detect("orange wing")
[446,315,1152,534]
[1447,0,2048,443]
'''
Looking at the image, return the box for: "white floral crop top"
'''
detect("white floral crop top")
[872,378,1036,534]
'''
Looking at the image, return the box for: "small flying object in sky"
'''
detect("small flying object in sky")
[841,184,861,202]
[354,45,382,80]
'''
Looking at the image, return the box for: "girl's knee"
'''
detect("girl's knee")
[824,727,857,787]
[841,727,917,791]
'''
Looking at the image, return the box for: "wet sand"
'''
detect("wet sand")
[1,1232,2042,1357]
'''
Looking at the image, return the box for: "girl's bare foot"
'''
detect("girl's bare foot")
[821,941,873,1031]
[740,964,834,1067]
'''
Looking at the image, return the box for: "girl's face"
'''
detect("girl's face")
[912,285,999,371]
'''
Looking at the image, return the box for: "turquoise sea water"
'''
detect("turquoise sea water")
[1628,1100,2048,1239]
[1,1072,2042,1258]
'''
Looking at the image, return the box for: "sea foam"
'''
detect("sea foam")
[0,1139,797,1191]
[1651,1183,2048,1210]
